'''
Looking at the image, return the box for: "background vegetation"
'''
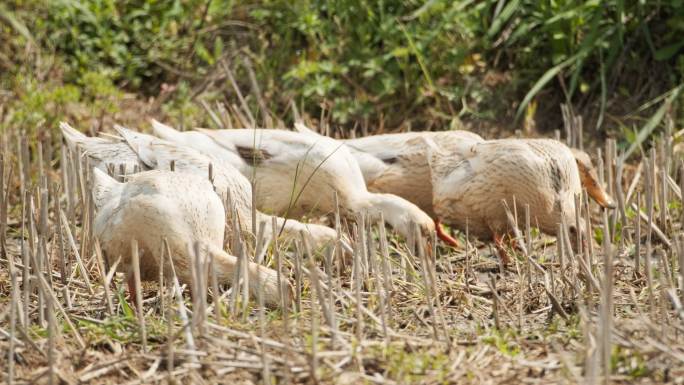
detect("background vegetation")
[1,0,684,143]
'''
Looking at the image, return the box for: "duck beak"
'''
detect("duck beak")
[578,164,616,209]
[588,186,617,209]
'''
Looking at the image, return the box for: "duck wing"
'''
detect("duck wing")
[344,133,430,183]
[234,145,273,166]
[151,120,245,166]
[198,128,370,215]
[428,138,521,205]
[200,129,357,179]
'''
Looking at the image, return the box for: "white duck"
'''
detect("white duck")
[343,131,615,261]
[151,121,438,242]
[343,131,615,217]
[92,168,282,306]
[428,138,604,264]
[61,123,338,251]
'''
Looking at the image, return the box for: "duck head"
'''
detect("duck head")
[360,193,435,241]
[570,149,616,209]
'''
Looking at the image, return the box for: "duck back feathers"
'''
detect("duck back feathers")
[430,138,582,238]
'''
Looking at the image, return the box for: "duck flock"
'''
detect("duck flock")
[60,121,615,307]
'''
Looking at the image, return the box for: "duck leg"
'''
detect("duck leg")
[508,236,522,252]
[127,273,138,308]
[435,219,459,247]
[492,232,511,266]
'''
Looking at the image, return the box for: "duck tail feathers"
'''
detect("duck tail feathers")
[150,119,183,142]
[293,122,322,136]
[114,124,159,168]
[91,167,122,210]
[60,122,88,149]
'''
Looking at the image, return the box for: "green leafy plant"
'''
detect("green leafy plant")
[1,0,683,136]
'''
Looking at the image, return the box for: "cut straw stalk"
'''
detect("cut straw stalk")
[489,274,500,330]
[271,217,289,331]
[630,203,671,248]
[416,225,449,341]
[240,236,250,319]
[294,240,303,314]
[303,235,334,328]
[21,189,30,327]
[377,215,393,329]
[645,154,657,315]
[8,268,18,385]
[257,253,272,385]
[59,210,93,294]
[158,242,166,317]
[46,280,57,385]
[164,238,198,361]
[53,184,68,286]
[323,245,338,342]
[35,265,86,348]
[228,234,243,316]
[131,240,147,352]
[677,235,684,305]
[635,192,642,277]
[93,240,115,315]
[210,248,221,324]
[307,258,319,382]
[352,225,364,342]
[0,153,5,259]
[190,242,207,334]
[600,209,613,384]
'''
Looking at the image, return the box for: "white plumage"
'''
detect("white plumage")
[340,130,616,263]
[152,122,436,240]
[428,138,584,240]
[61,122,337,252]
[92,168,282,306]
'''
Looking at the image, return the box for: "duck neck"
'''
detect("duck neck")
[348,192,413,239]
[207,245,281,306]
[266,215,298,238]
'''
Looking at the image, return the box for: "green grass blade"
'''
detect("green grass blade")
[623,85,683,160]
[568,14,603,97]
[0,4,36,47]
[397,19,434,92]
[487,0,521,39]
[596,48,606,130]
[514,53,579,122]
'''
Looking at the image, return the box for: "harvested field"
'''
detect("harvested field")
[1,105,683,385]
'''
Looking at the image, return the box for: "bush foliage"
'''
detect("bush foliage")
[1,0,683,134]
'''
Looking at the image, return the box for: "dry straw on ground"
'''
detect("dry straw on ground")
[1,95,684,384]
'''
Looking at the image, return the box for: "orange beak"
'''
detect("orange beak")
[578,163,616,209]
[435,219,460,248]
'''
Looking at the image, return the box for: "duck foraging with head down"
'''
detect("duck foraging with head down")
[91,169,284,307]
[428,138,610,264]
[151,121,438,243]
[60,122,338,252]
[343,131,615,215]
[341,130,615,263]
